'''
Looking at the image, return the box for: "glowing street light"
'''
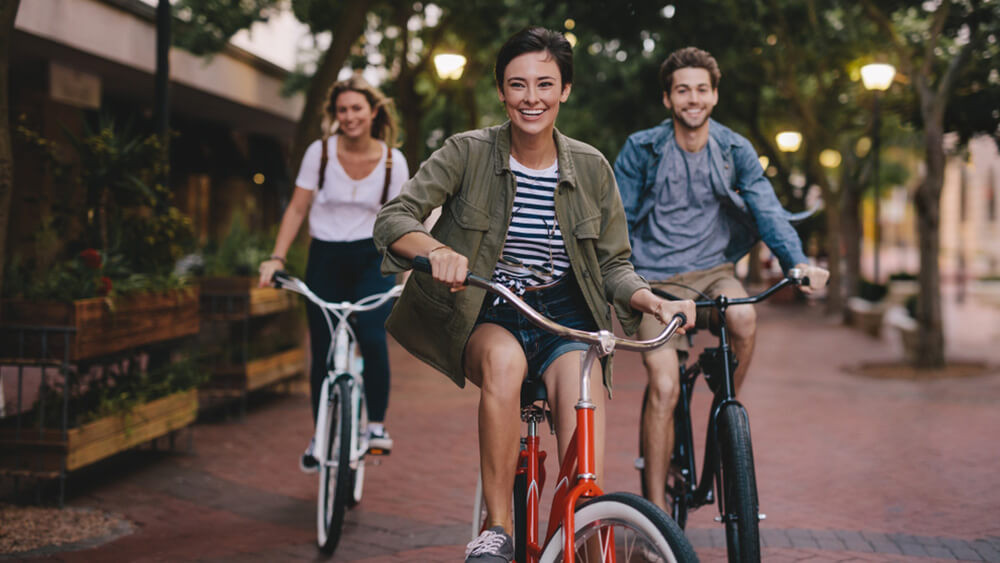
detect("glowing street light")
[861,62,895,282]
[860,63,896,92]
[775,131,802,153]
[433,53,467,81]
[819,149,842,168]
[434,53,466,140]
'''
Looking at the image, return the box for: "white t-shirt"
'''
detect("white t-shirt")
[295,136,409,242]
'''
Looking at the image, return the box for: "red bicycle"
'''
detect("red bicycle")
[413,257,699,563]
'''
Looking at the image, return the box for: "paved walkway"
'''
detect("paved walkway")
[6,290,1000,562]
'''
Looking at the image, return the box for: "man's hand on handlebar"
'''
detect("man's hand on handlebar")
[793,263,830,295]
[426,245,469,292]
[630,288,696,334]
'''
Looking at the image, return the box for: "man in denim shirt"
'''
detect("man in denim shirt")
[613,47,829,512]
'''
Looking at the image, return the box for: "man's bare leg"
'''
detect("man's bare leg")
[640,346,681,512]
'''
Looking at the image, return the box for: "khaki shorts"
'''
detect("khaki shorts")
[637,263,746,350]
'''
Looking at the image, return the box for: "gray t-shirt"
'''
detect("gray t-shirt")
[631,141,730,280]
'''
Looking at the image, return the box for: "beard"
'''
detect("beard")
[671,105,712,131]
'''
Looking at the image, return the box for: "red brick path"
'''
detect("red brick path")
[12,293,1000,562]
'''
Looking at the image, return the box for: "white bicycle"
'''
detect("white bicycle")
[271,271,402,554]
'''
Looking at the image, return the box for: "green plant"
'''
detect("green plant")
[11,115,195,301]
[200,213,307,277]
[201,213,271,277]
[14,352,208,430]
[857,279,888,302]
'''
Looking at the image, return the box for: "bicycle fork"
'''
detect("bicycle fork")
[518,405,547,563]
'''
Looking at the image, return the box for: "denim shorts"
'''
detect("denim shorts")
[474,275,598,380]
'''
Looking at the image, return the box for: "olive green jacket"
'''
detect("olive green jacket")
[373,122,649,391]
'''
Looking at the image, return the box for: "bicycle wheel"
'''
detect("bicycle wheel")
[317,377,353,554]
[539,492,698,563]
[348,388,367,508]
[717,403,760,563]
[638,385,689,529]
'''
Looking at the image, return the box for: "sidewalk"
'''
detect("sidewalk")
[6,292,1000,562]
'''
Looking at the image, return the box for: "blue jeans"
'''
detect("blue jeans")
[305,238,394,423]
[473,275,597,380]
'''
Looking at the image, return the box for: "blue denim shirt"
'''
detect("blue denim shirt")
[613,118,809,273]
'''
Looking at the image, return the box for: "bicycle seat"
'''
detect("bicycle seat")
[520,379,548,407]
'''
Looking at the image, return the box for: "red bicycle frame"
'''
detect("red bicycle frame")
[515,347,610,563]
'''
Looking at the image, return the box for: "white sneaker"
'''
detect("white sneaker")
[299,437,318,473]
[367,427,393,454]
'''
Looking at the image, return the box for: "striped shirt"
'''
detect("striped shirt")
[492,156,570,293]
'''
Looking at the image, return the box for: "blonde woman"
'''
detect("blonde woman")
[259,76,409,471]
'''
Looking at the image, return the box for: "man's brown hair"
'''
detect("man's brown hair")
[659,47,721,92]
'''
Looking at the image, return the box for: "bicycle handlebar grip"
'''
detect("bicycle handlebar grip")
[271,270,292,288]
[412,256,432,273]
[673,312,687,326]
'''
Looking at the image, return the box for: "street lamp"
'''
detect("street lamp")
[776,130,804,205]
[433,53,467,139]
[861,62,895,282]
[775,131,802,153]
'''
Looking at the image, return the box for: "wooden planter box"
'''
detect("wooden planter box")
[1,290,200,361]
[200,277,296,319]
[0,389,197,476]
[203,347,306,396]
[846,296,886,338]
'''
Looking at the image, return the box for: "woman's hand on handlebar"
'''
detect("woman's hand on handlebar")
[794,263,830,295]
[427,245,469,292]
[258,258,284,288]
[630,288,696,333]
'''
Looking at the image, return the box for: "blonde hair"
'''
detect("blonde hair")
[320,75,400,148]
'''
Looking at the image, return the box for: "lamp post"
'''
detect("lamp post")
[861,62,895,283]
[776,130,803,197]
[433,53,467,139]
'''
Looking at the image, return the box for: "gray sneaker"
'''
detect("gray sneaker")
[465,525,514,562]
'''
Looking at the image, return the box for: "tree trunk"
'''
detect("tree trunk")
[392,3,422,173]
[286,0,370,175]
[821,184,843,315]
[838,147,869,322]
[0,0,21,309]
[913,123,946,368]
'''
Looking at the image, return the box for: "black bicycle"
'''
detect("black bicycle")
[637,268,808,563]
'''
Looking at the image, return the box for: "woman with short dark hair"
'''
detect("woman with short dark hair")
[374,27,693,562]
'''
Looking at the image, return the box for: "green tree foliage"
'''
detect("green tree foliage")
[173,0,279,56]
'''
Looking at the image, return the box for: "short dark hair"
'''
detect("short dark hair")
[660,47,721,92]
[495,26,574,88]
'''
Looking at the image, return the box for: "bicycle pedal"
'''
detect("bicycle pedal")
[367,447,391,456]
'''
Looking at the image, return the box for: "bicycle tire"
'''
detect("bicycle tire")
[638,385,690,528]
[348,389,367,508]
[539,492,699,563]
[512,472,527,563]
[317,377,353,554]
[718,403,760,562]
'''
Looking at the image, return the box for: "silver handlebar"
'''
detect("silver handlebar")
[273,273,403,314]
[464,275,686,359]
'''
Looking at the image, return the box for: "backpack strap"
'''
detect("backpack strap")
[317,137,328,191]
[380,147,393,204]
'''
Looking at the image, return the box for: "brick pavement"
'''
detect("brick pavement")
[6,292,1000,562]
